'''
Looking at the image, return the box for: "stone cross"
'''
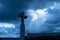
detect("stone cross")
[18,12,27,40]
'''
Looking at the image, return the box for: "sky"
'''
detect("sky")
[0,0,60,37]
[25,0,60,33]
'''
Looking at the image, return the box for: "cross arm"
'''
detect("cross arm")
[18,12,27,19]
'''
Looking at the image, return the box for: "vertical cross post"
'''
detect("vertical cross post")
[18,12,27,40]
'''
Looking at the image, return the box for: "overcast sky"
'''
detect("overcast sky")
[0,0,60,37]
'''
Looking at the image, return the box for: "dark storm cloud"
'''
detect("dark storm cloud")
[0,0,19,21]
[26,0,60,10]
[0,0,34,22]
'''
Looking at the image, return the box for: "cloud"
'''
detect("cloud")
[0,0,60,34]
[45,2,60,24]
[0,23,15,28]
[25,1,60,34]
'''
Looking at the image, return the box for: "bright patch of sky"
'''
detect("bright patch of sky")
[27,8,48,23]
[26,2,60,33]
[49,2,60,10]
[0,23,15,28]
[50,2,56,9]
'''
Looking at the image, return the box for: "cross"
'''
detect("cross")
[18,12,27,40]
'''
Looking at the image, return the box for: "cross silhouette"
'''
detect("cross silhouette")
[18,12,27,40]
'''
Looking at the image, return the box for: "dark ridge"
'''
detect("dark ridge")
[0,38,20,40]
[25,33,60,40]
